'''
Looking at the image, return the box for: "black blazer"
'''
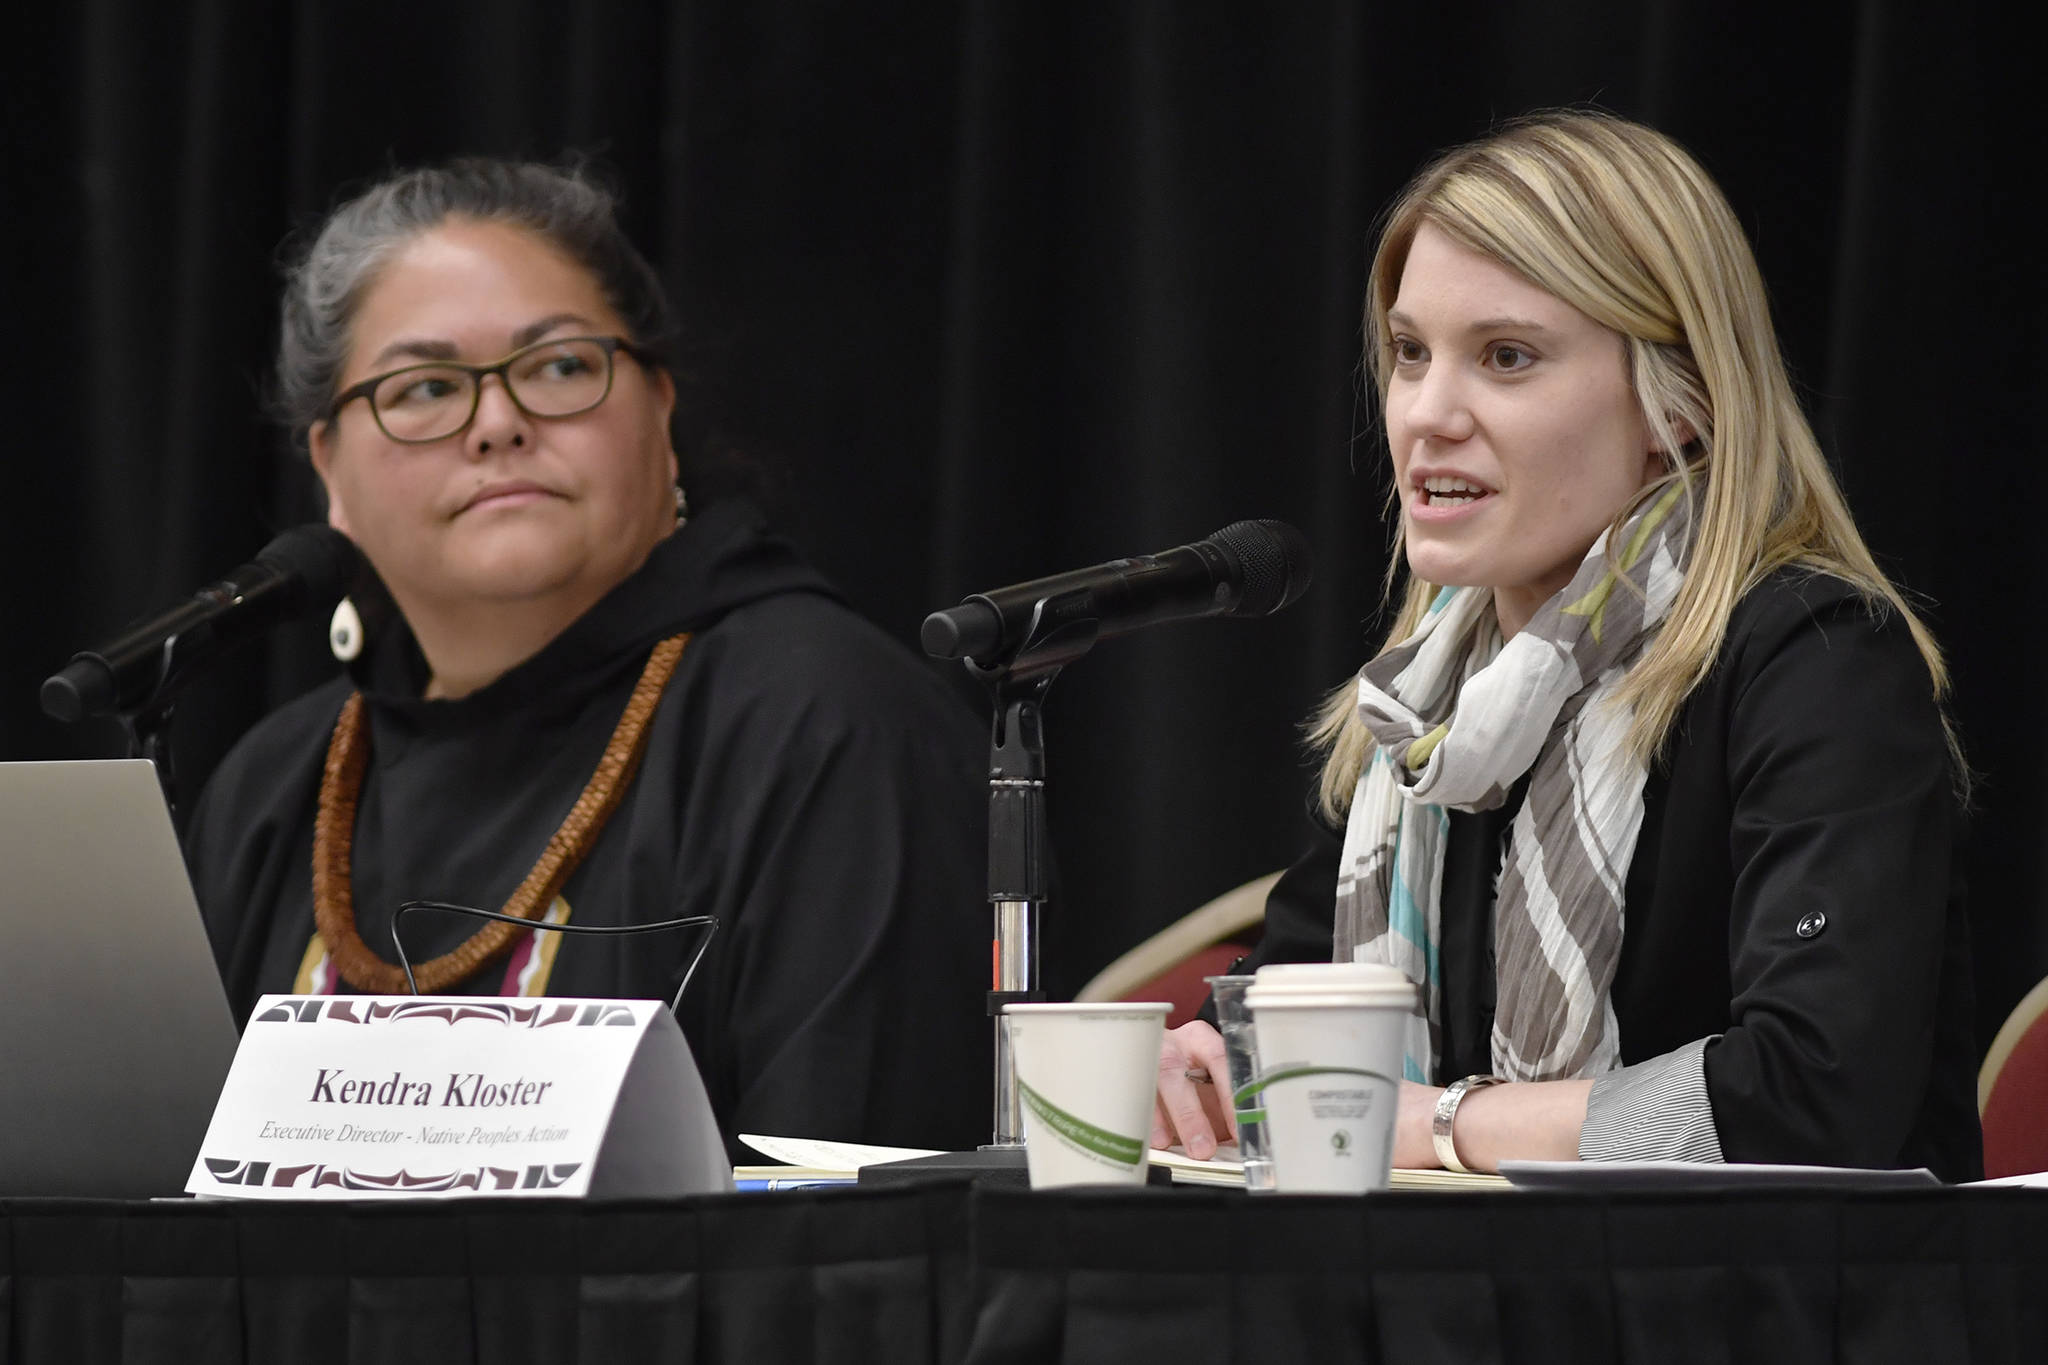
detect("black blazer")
[1247,570,1982,1181]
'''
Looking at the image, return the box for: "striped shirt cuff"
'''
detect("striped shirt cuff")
[1577,1036,1725,1163]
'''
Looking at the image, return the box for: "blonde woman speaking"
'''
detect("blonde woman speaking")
[1156,112,1978,1182]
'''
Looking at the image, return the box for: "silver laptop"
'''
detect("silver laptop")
[0,759,240,1196]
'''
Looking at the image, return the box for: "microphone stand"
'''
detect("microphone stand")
[973,606,1100,1150]
[983,672,1052,1149]
[42,525,364,820]
[108,633,213,815]
[871,524,1308,1186]
[863,603,1134,1188]
[43,594,241,817]
[46,582,292,818]
[123,701,180,815]
[74,637,204,816]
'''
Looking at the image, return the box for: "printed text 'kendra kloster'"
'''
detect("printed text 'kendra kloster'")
[307,1070,555,1108]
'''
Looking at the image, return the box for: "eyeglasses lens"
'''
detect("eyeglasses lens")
[372,338,613,441]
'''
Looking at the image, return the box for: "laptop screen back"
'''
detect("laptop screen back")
[0,760,239,1196]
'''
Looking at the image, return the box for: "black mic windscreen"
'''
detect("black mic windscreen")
[1209,519,1313,618]
[253,525,361,603]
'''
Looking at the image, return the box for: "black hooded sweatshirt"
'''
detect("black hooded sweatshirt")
[184,499,993,1158]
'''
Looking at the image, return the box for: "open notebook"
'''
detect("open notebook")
[738,1134,1510,1190]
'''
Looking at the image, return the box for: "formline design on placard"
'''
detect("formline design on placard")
[200,1157,583,1191]
[252,998,639,1028]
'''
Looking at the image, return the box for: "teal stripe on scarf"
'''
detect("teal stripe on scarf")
[1387,802,1446,1083]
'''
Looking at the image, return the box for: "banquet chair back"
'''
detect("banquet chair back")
[1980,973,2048,1178]
[1076,871,1279,1026]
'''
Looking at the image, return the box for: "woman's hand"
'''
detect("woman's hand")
[1151,1020,1236,1160]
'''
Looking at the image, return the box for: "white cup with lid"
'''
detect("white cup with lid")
[1243,963,1415,1193]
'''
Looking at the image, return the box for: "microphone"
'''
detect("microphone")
[922,519,1313,664]
[41,524,362,722]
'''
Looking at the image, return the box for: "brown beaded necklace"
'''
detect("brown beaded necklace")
[310,632,690,993]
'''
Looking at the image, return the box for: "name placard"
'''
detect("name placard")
[186,996,730,1199]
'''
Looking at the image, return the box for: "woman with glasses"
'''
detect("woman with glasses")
[184,159,990,1158]
[1154,112,1980,1181]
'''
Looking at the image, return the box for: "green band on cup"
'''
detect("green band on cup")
[1018,1078,1145,1166]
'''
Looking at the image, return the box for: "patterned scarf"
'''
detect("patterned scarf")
[1333,483,1693,1083]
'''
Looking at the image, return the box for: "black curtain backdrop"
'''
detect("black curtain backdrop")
[6,3,2038,1054]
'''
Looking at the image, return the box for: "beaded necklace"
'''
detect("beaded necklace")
[310,632,689,993]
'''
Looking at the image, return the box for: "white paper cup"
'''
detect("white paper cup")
[1005,1002,1170,1189]
[1244,964,1414,1194]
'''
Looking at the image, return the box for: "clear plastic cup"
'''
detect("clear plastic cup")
[1203,974,1277,1193]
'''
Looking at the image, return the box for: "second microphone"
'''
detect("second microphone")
[922,519,1313,666]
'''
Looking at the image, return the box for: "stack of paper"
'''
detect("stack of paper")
[738,1135,1509,1190]
[740,1135,944,1170]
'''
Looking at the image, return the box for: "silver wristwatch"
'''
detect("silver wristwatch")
[1430,1074,1504,1174]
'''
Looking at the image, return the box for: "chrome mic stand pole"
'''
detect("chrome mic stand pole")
[984,676,1054,1147]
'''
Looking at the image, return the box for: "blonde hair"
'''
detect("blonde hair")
[1313,109,1957,821]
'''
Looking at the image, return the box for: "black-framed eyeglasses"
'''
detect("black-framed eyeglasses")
[328,334,655,444]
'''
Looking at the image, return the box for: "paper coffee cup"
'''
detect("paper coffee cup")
[1244,964,1414,1194]
[1005,1002,1170,1189]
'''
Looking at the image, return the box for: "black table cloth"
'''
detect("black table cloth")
[4,1181,2044,1363]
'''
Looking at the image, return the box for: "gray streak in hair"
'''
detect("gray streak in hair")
[274,158,674,447]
